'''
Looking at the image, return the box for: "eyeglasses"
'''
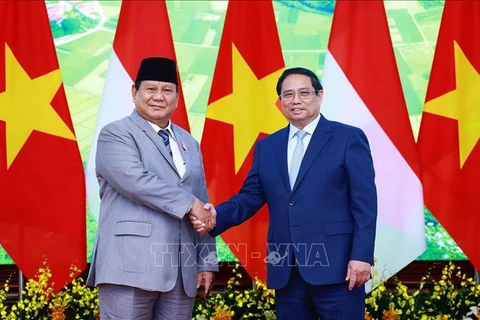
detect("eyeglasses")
[279,89,318,101]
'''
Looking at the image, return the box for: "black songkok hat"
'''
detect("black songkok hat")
[135,57,178,85]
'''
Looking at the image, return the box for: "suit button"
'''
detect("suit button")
[289,201,295,206]
[179,183,184,188]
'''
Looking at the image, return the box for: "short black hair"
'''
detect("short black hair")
[134,81,142,91]
[276,67,323,96]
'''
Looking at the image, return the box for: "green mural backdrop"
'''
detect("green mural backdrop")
[0,0,462,264]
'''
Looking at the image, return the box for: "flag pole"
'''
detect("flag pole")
[475,268,480,285]
[18,269,24,300]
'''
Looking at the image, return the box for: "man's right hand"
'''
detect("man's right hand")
[188,198,216,234]
[196,203,217,235]
[203,203,216,225]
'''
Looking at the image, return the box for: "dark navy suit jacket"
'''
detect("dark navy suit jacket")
[211,115,377,290]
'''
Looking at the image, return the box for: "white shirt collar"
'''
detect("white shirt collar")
[148,120,177,141]
[288,113,321,140]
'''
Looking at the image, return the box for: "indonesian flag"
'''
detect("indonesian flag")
[0,1,86,291]
[201,0,285,281]
[321,0,425,289]
[86,0,190,220]
[418,0,480,269]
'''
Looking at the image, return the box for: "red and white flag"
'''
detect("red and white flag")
[86,0,189,219]
[321,0,425,289]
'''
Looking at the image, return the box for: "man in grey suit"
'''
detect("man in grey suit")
[87,57,218,320]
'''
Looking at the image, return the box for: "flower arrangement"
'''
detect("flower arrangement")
[193,264,276,320]
[193,262,480,320]
[365,262,480,320]
[0,261,99,320]
[0,261,478,319]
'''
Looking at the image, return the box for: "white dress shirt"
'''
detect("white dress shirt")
[148,121,186,178]
[287,113,321,173]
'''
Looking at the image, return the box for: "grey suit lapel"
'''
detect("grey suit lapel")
[292,115,331,193]
[129,110,178,173]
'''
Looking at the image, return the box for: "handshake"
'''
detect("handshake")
[188,198,217,235]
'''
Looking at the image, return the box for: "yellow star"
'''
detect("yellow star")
[424,41,480,168]
[0,44,76,168]
[206,44,287,173]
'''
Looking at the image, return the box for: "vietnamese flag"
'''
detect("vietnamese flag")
[0,1,86,291]
[86,0,190,220]
[201,0,286,281]
[418,0,480,269]
[321,0,425,290]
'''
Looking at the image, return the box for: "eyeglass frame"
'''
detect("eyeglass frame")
[279,88,320,101]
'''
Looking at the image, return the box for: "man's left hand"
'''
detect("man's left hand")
[345,260,371,290]
[197,271,214,298]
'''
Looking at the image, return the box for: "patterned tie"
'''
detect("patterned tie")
[289,130,307,189]
[158,129,173,158]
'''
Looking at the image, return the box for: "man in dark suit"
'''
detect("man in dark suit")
[204,67,377,319]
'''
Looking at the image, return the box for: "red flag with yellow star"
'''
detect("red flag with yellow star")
[0,1,86,291]
[201,0,285,280]
[418,0,480,269]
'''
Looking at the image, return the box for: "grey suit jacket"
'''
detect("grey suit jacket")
[86,110,218,297]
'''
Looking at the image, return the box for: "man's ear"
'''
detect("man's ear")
[317,90,324,100]
[131,84,137,103]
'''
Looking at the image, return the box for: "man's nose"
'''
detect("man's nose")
[153,91,165,100]
[292,92,301,103]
